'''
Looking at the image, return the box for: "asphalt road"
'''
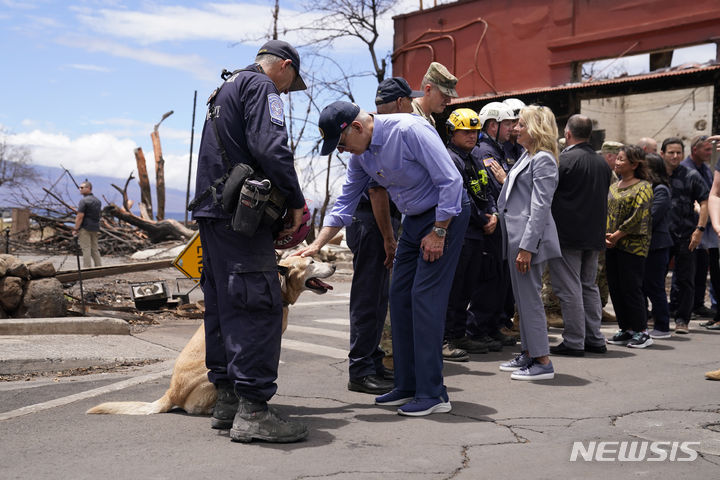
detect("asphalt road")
[1,275,720,479]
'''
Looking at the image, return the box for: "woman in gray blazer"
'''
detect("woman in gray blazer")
[497,105,562,380]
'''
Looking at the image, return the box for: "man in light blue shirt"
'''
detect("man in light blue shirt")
[296,101,469,416]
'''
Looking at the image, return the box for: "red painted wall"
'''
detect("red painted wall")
[392,0,720,98]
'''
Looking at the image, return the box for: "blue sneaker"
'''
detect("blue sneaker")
[397,393,451,417]
[607,330,634,345]
[510,360,555,381]
[375,389,414,406]
[499,352,531,372]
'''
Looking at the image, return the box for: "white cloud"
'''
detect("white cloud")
[65,63,112,72]
[5,128,196,191]
[56,35,217,82]
[70,1,427,53]
[8,129,139,179]
[73,3,315,45]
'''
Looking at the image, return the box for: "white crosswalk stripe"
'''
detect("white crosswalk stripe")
[285,324,348,339]
[313,318,350,326]
[281,339,348,359]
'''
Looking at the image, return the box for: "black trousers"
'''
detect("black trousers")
[198,218,282,403]
[606,248,647,332]
[669,239,696,323]
[693,247,720,310]
[346,209,398,379]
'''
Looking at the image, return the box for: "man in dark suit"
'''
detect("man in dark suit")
[548,114,613,356]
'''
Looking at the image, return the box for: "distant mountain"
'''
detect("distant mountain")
[0,164,193,220]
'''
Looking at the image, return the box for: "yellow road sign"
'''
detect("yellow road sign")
[172,232,203,281]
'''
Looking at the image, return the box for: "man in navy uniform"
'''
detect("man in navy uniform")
[346,78,420,395]
[469,102,517,348]
[191,40,307,443]
[443,108,497,358]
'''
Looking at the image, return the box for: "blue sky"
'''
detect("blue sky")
[0,0,428,200]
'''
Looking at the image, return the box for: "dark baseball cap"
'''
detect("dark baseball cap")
[318,101,361,155]
[375,77,423,105]
[257,40,307,92]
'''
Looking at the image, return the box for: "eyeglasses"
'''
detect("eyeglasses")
[337,126,351,150]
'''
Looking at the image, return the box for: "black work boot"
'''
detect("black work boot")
[229,397,308,443]
[211,382,238,430]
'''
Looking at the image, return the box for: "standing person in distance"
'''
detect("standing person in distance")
[72,181,102,268]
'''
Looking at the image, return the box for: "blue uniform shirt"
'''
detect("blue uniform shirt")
[668,163,709,242]
[446,143,496,240]
[475,133,509,204]
[192,64,304,219]
[324,114,463,228]
[681,155,716,248]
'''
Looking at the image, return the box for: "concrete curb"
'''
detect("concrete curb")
[0,334,179,375]
[0,317,130,335]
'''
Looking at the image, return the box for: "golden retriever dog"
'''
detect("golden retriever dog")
[87,256,335,416]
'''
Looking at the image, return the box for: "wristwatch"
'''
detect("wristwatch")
[432,226,447,238]
[696,225,706,232]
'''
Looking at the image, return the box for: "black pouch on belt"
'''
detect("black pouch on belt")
[221,163,255,214]
[231,178,272,236]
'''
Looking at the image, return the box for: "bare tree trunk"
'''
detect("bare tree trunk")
[103,205,194,242]
[111,172,136,213]
[134,147,154,220]
[272,0,279,40]
[151,131,166,220]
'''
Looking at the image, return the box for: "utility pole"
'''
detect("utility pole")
[185,91,197,224]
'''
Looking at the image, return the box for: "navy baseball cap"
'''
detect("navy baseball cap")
[375,77,423,105]
[257,40,307,92]
[318,101,361,155]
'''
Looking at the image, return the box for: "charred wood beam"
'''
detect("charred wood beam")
[103,204,194,243]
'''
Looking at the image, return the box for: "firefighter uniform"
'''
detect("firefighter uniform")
[445,143,496,342]
[465,132,513,338]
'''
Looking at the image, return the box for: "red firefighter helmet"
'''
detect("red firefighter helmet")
[274,203,311,249]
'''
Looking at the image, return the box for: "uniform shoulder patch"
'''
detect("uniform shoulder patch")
[267,93,284,126]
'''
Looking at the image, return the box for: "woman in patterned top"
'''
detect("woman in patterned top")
[605,145,654,348]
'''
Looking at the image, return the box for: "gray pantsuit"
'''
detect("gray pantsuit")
[498,150,561,358]
[507,256,549,357]
[548,249,605,350]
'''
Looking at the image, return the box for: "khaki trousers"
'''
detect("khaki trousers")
[77,229,101,268]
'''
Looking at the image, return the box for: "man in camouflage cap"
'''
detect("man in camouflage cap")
[412,62,458,127]
[600,141,623,171]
